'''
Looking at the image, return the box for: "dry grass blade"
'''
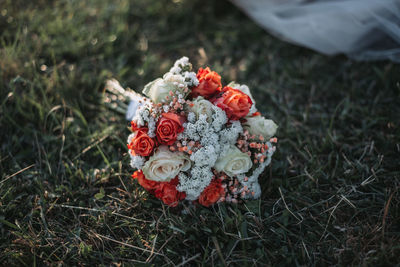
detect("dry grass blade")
[92,232,164,256]
[0,164,35,185]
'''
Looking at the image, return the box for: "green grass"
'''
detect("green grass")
[1,0,399,265]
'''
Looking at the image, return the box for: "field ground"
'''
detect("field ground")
[1,0,399,265]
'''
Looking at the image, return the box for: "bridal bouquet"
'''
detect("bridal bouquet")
[126,57,277,207]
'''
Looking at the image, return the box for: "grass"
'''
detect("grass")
[1,0,399,265]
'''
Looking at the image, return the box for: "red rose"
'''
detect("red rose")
[132,170,160,191]
[198,179,225,207]
[191,67,222,99]
[250,111,261,117]
[156,113,186,145]
[128,129,155,157]
[131,121,147,132]
[154,177,186,207]
[211,86,253,120]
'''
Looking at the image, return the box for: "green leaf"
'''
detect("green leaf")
[94,187,105,200]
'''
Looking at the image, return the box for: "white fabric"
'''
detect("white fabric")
[231,0,400,62]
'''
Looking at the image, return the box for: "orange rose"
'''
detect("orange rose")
[128,129,155,157]
[198,179,225,207]
[156,113,186,145]
[211,86,253,120]
[154,177,186,207]
[132,170,160,191]
[191,67,222,99]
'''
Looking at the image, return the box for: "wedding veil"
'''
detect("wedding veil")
[231,0,400,62]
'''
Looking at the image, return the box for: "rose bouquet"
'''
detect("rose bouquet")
[126,57,277,207]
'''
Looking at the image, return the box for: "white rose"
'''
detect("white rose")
[142,146,191,182]
[228,82,257,115]
[244,116,278,139]
[214,146,252,177]
[189,96,214,122]
[142,73,187,104]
